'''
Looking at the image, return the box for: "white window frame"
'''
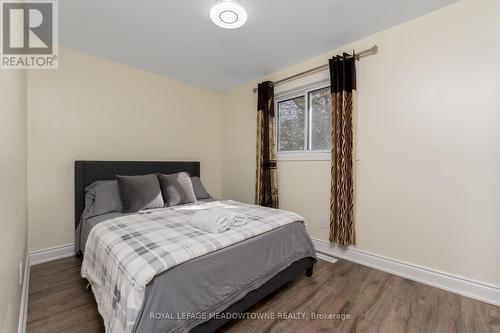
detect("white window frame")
[275,79,331,161]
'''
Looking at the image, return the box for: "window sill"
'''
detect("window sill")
[277,152,331,161]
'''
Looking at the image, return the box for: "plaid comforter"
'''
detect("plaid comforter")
[81,200,304,333]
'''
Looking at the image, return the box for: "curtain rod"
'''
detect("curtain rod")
[253,45,378,93]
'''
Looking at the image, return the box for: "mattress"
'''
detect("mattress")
[78,201,316,333]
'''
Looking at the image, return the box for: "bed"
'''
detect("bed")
[75,160,316,333]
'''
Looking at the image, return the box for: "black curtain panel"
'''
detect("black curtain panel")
[255,81,279,208]
[329,53,357,245]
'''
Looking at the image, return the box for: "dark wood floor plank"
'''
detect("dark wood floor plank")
[225,260,344,333]
[27,257,500,333]
[460,296,500,333]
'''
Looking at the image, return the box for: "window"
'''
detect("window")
[276,83,332,159]
[277,96,305,151]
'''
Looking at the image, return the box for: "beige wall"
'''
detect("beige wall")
[0,70,27,332]
[221,0,500,286]
[27,47,222,252]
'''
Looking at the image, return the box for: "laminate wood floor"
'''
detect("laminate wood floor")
[27,257,500,333]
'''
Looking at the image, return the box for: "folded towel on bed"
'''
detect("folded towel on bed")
[189,208,247,233]
[230,213,247,227]
[190,208,232,233]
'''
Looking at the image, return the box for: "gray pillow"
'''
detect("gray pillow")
[116,174,164,213]
[84,180,123,217]
[82,188,97,218]
[190,177,211,200]
[84,182,99,197]
[95,181,123,215]
[158,172,196,207]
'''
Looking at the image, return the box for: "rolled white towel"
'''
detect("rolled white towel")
[190,208,231,233]
[229,213,247,227]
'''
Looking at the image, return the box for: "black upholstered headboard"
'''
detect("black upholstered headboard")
[74,160,200,229]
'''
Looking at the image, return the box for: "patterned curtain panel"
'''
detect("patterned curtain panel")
[255,81,279,208]
[329,53,356,245]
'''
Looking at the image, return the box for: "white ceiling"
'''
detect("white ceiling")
[60,0,457,91]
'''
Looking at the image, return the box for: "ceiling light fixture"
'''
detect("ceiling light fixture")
[210,0,247,29]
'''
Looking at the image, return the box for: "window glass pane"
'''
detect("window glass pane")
[277,96,305,151]
[309,87,332,150]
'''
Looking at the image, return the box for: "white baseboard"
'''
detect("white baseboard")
[29,244,75,266]
[18,254,30,333]
[312,238,500,307]
[315,251,338,264]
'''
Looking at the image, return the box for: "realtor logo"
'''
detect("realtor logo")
[1,0,58,69]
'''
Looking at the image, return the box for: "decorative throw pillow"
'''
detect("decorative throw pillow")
[116,174,164,213]
[190,176,211,200]
[158,172,197,207]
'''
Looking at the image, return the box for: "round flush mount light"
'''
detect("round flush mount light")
[210,0,247,29]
